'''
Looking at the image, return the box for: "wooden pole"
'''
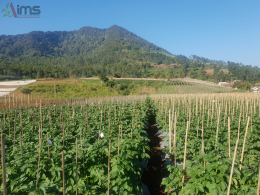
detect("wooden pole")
[59,152,65,195]
[76,138,78,195]
[228,117,230,157]
[20,111,23,136]
[118,125,120,157]
[174,112,177,167]
[215,107,220,149]
[36,131,41,189]
[13,109,17,147]
[240,117,250,171]
[47,132,50,159]
[1,134,7,195]
[227,139,239,195]
[108,107,110,137]
[182,121,189,188]
[20,132,23,157]
[98,110,102,145]
[257,168,260,195]
[131,116,133,139]
[197,117,199,138]
[108,139,111,195]
[169,109,172,154]
[237,113,241,140]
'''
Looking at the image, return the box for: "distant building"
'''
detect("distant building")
[218,82,227,85]
[252,87,260,92]
[221,83,234,87]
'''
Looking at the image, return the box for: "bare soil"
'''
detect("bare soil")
[151,63,181,69]
[0,85,21,88]
[141,87,156,95]
[204,69,214,75]
[36,78,84,84]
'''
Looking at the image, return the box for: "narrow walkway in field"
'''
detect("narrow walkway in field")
[142,124,169,195]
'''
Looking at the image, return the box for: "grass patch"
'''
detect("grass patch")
[17,79,119,100]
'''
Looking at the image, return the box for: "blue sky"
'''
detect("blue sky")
[0,0,259,66]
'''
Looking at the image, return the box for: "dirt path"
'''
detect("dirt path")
[142,125,169,195]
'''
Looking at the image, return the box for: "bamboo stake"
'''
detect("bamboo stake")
[215,107,220,149]
[76,138,78,195]
[1,134,7,195]
[47,132,50,159]
[228,117,230,157]
[108,107,110,137]
[40,100,42,132]
[108,139,111,195]
[238,113,241,140]
[202,117,205,168]
[20,112,23,136]
[227,139,239,195]
[20,132,23,157]
[13,110,17,147]
[131,116,133,139]
[169,109,172,154]
[197,117,199,138]
[257,168,260,195]
[182,121,189,188]
[251,106,252,132]
[59,152,65,195]
[121,122,123,140]
[118,125,120,157]
[240,117,250,171]
[174,112,177,167]
[98,110,102,145]
[36,128,41,189]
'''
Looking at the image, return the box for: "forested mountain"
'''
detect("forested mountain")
[0,25,176,78]
[0,25,259,84]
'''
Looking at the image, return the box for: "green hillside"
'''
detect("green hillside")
[0,25,260,85]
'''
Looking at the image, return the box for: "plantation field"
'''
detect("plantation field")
[0,96,154,194]
[15,79,119,100]
[0,91,259,194]
[5,78,244,105]
[153,93,260,194]
[158,82,237,94]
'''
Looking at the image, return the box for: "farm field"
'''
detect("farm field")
[158,81,237,94]
[154,93,260,194]
[0,91,259,194]
[0,95,153,194]
[2,78,243,108]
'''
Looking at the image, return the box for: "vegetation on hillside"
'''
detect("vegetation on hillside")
[0,25,259,85]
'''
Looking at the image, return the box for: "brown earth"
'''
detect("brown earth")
[151,63,181,69]
[204,69,214,75]
[0,85,21,88]
[36,78,84,84]
[141,87,157,95]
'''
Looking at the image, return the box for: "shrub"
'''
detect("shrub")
[21,88,32,94]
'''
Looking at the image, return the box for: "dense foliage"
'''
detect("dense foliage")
[155,95,260,194]
[0,97,157,194]
[1,25,259,84]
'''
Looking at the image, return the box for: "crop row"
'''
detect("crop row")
[0,97,156,194]
[153,94,260,194]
